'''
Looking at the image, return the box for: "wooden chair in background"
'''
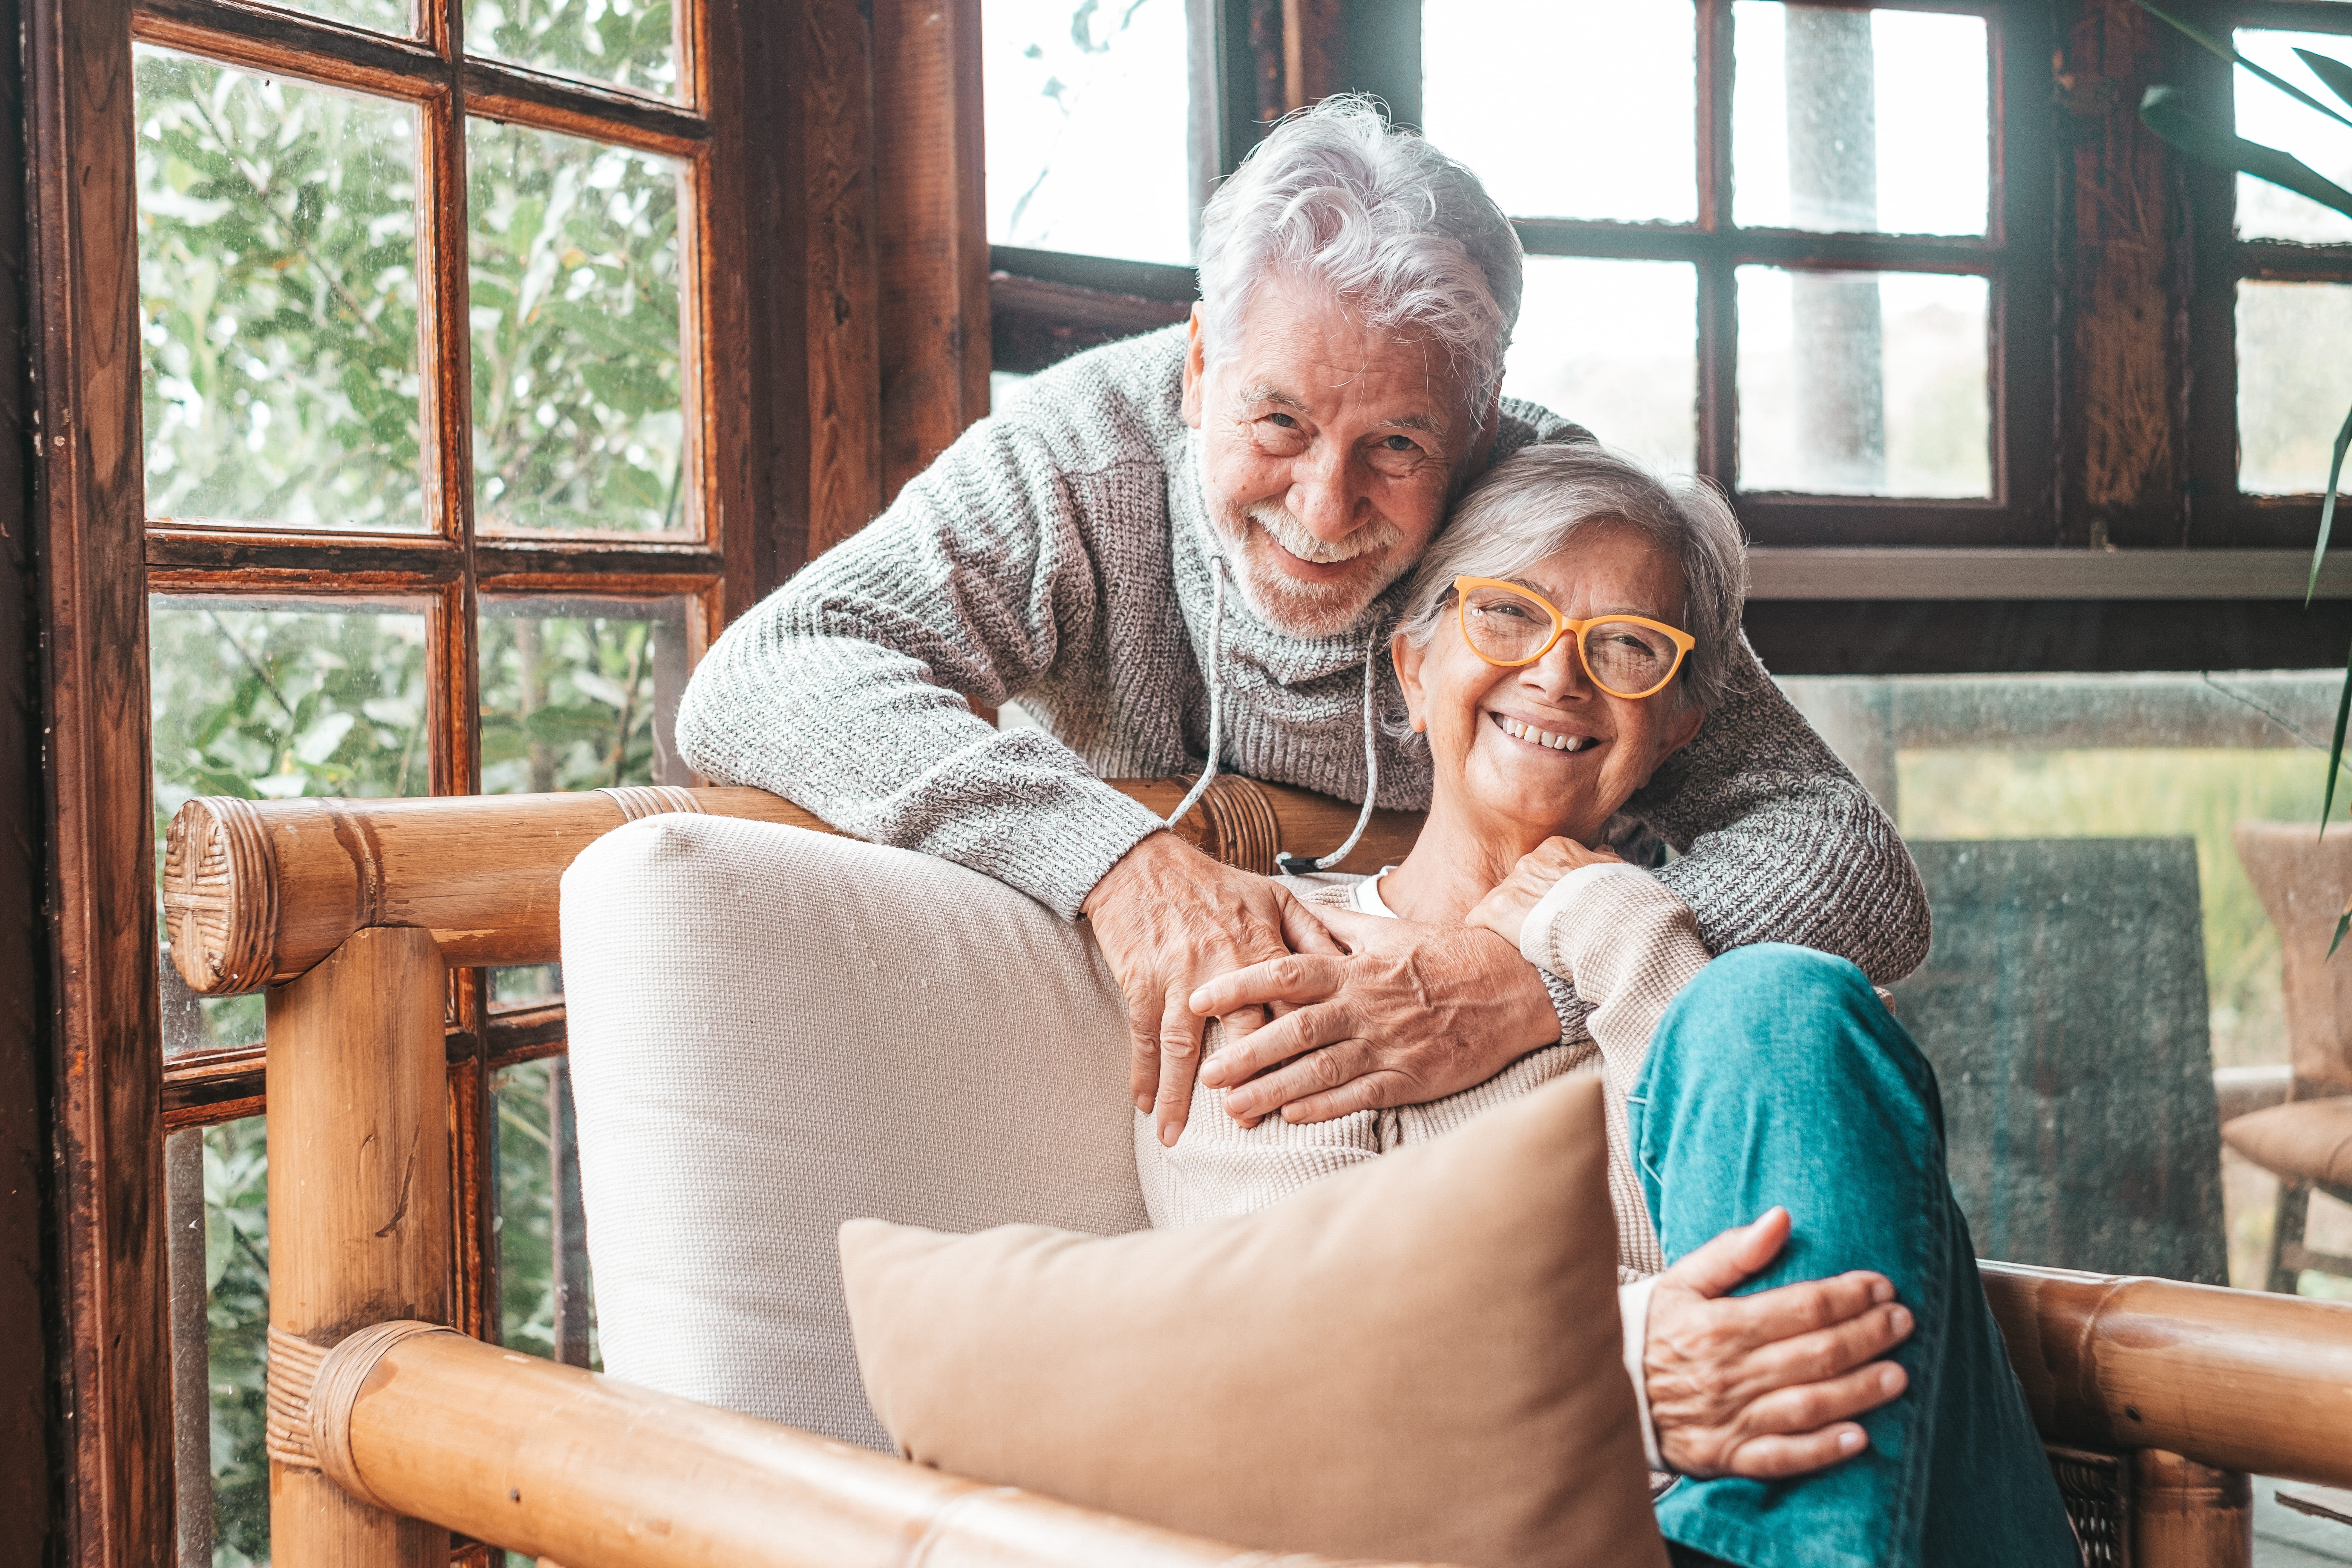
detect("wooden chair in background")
[159,782,2352,1568]
[2228,824,2352,1292]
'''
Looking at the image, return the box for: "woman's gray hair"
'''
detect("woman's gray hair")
[1395,445,1749,711]
[1196,95,1522,400]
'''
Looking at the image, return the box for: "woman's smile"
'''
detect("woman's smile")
[1485,708,1603,756]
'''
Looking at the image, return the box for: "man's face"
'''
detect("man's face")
[1183,274,1494,639]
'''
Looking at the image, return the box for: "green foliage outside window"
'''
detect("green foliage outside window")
[199,1119,270,1567]
[470,0,679,99]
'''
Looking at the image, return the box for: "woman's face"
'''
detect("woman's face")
[1394,524,1707,848]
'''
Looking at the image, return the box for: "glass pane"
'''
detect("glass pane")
[136,46,425,531]
[1779,670,2347,1295]
[2234,30,2352,243]
[164,1117,270,1563]
[1736,266,1989,497]
[1732,4,1989,236]
[153,599,431,1055]
[266,0,413,32]
[467,0,680,100]
[1504,257,1697,475]
[982,0,1191,265]
[1423,0,1696,225]
[496,1058,602,1364]
[469,121,686,534]
[481,596,691,1006]
[2239,280,2352,496]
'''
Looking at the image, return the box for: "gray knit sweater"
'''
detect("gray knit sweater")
[677,325,1931,982]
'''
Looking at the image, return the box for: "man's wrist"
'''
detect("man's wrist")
[1080,827,1181,918]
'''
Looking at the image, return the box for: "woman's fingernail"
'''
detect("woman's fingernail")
[1160,1123,1181,1148]
[1839,1429,1865,1453]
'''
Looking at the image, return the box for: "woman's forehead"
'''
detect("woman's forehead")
[1505,525,1685,608]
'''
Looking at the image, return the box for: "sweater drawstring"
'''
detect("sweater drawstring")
[1164,558,1230,830]
[1275,622,1382,876]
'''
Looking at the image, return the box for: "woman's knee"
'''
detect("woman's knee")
[1660,943,1931,1090]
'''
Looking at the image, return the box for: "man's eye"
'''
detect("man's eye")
[1380,434,1419,452]
[1265,412,1299,429]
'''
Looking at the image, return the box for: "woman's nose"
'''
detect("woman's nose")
[1519,633,1591,700]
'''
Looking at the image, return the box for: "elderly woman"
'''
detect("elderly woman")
[1152,445,2078,1568]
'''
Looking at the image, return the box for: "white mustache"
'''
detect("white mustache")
[1246,502,1403,565]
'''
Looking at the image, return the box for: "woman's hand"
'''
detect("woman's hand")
[1187,907,1558,1124]
[1465,836,1626,951]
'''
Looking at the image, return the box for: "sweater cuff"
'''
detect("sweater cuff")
[1517,862,1647,971]
[1619,1276,1666,1472]
[1043,782,1181,919]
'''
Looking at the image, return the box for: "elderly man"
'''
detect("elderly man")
[673,99,1937,1505]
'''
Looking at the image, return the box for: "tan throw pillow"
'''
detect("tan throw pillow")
[839,1074,1667,1568]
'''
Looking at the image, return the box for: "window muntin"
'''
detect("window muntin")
[981,0,1191,265]
[136,48,427,531]
[1421,0,1698,226]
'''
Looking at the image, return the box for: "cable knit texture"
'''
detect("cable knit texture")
[676,324,1929,978]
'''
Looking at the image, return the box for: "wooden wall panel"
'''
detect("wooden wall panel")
[805,0,884,559]
[2055,0,2190,550]
[26,0,172,1561]
[0,0,58,1552]
[872,0,990,504]
[1281,0,1342,112]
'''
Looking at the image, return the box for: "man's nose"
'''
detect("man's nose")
[1286,443,1363,540]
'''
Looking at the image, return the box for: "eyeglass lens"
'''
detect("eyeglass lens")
[1459,584,1681,695]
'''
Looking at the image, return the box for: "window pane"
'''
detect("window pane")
[1736,267,1989,496]
[1504,257,1697,474]
[2239,280,2352,496]
[136,47,425,531]
[1732,4,1989,236]
[1781,670,2346,1294]
[164,1118,270,1564]
[480,596,691,1005]
[983,0,1191,265]
[1423,0,1696,224]
[2234,30,2352,243]
[496,1058,601,1365]
[469,122,686,534]
[270,0,413,32]
[153,599,431,1055]
[467,0,680,100]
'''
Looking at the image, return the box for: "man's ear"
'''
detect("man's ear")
[1391,631,1429,734]
[1461,380,1505,480]
[1181,305,1207,429]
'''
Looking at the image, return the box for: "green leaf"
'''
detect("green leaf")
[2140,86,2352,222]
[2314,400,2352,605]
[2134,2,2352,129]
[2297,46,2352,115]
[2324,656,2352,837]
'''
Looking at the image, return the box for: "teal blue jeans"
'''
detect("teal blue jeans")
[1631,945,2079,1568]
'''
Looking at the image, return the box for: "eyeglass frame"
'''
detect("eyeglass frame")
[1451,576,1697,700]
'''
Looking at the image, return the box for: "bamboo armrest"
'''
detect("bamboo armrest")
[161,777,1423,995]
[295,1320,1435,1568]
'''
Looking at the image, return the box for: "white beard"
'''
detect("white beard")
[1196,444,1412,640]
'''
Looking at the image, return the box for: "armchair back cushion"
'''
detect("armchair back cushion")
[839,1074,1668,1568]
[561,816,1149,1449]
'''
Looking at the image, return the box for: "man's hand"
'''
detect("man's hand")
[1188,906,1558,1125]
[1465,836,1626,952]
[1081,831,1339,1147]
[1644,1208,1914,1479]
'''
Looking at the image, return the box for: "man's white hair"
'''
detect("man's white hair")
[1195,95,1522,401]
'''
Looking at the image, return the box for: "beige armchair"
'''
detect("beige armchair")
[161,782,2352,1568]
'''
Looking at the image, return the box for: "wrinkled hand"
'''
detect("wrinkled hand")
[1465,836,1627,952]
[1187,906,1559,1125]
[1644,1207,1914,1479]
[1081,831,1340,1147]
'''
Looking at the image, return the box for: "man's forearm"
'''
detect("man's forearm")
[677,628,1164,916]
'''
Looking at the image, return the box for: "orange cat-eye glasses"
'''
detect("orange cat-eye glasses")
[1453,576,1696,700]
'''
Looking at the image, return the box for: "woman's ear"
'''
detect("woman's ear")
[1391,631,1430,733]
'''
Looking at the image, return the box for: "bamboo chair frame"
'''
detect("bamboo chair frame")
[161,780,2352,1568]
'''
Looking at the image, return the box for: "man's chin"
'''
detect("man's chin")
[1230,553,1395,639]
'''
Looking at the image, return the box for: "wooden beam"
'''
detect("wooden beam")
[803,0,884,560]
[26,0,173,1559]
[872,0,989,503]
[1280,0,1341,111]
[264,927,452,1568]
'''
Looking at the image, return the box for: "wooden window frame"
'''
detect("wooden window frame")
[23,0,824,1559]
